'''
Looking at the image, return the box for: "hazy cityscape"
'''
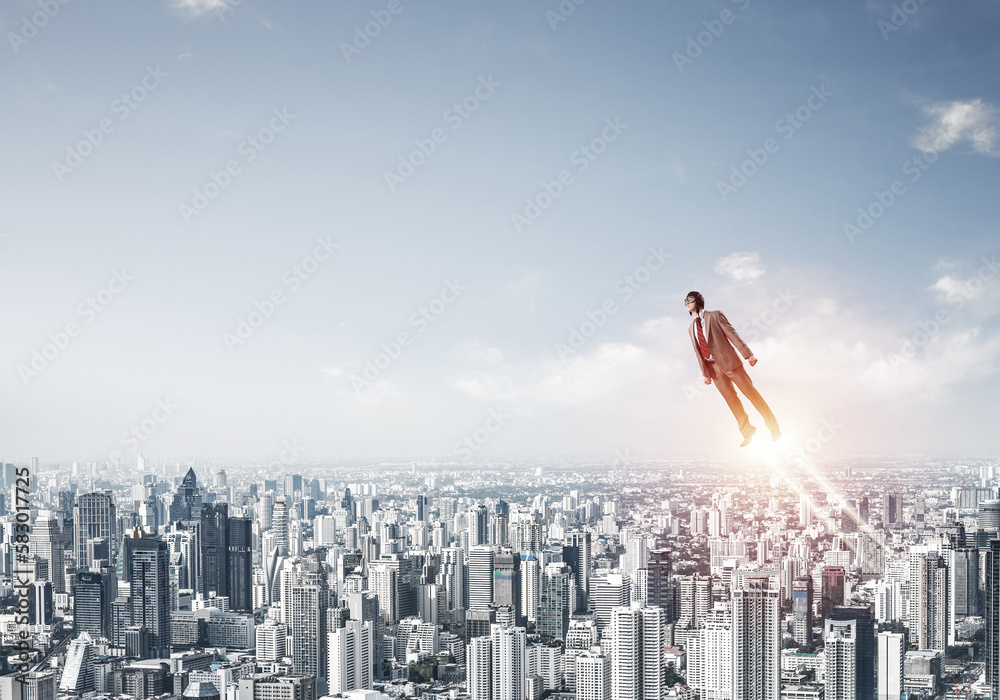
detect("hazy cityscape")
[0,453,996,700]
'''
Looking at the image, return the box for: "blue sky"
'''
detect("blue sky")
[2,0,999,463]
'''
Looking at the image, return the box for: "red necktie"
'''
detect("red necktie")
[696,317,710,360]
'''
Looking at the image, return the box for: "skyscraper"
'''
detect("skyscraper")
[821,566,845,619]
[824,617,859,700]
[950,547,981,628]
[200,503,229,599]
[520,553,540,623]
[792,576,813,646]
[607,602,664,700]
[590,573,631,634]
[59,632,96,694]
[493,549,522,625]
[883,493,903,530]
[227,516,253,612]
[170,467,202,522]
[563,531,592,612]
[537,562,571,641]
[490,623,526,700]
[988,540,1000,699]
[575,648,611,700]
[30,512,65,593]
[272,497,290,556]
[732,572,780,700]
[328,619,373,693]
[469,545,496,610]
[73,569,115,640]
[831,605,875,700]
[645,549,672,620]
[74,492,116,570]
[130,537,170,658]
[917,555,948,651]
[686,602,733,700]
[289,559,329,681]
[467,636,491,700]
[877,631,904,700]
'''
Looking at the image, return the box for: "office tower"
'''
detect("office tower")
[799,495,813,527]
[607,602,664,700]
[645,549,672,620]
[30,581,53,625]
[328,619,374,693]
[883,493,903,530]
[131,537,170,658]
[493,549,522,624]
[520,553,540,622]
[564,531,592,612]
[979,500,1000,532]
[678,574,713,629]
[467,504,490,547]
[576,648,611,700]
[166,524,200,592]
[272,497,289,556]
[289,560,329,680]
[821,566,846,618]
[537,562,571,641]
[859,496,870,525]
[793,576,814,645]
[590,573,631,634]
[732,572,781,700]
[256,621,287,661]
[491,623,526,700]
[441,546,467,611]
[314,515,337,546]
[200,503,229,599]
[828,605,875,700]
[564,620,599,692]
[917,555,948,651]
[951,548,981,632]
[377,554,416,620]
[687,602,733,700]
[370,564,399,625]
[989,542,1000,700]
[469,545,496,610]
[877,632,905,700]
[227,517,252,612]
[467,636,491,700]
[31,512,65,593]
[74,569,115,639]
[74,491,116,570]
[59,631,96,694]
[841,499,858,534]
[170,468,202,522]
[824,617,858,700]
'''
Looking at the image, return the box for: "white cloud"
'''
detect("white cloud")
[714,252,765,283]
[169,0,229,18]
[912,99,1000,156]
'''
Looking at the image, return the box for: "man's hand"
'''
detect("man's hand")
[748,355,758,367]
[704,377,712,385]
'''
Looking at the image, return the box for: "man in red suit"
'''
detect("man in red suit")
[686,291,781,446]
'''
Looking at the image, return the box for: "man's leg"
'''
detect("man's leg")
[726,365,779,432]
[710,363,752,437]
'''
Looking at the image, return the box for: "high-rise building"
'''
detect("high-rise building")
[824,617,859,700]
[831,605,875,700]
[327,619,373,693]
[883,493,903,530]
[289,561,329,681]
[468,505,489,547]
[917,555,948,651]
[951,548,981,629]
[467,636,491,700]
[74,492,116,570]
[607,602,664,700]
[256,621,287,662]
[564,620,599,693]
[314,515,337,546]
[732,572,780,700]
[537,562,571,641]
[493,549,522,625]
[821,566,845,619]
[590,573,631,634]
[792,576,813,646]
[227,517,253,612]
[979,500,1000,532]
[74,569,115,640]
[469,545,496,610]
[59,632,96,694]
[687,602,733,700]
[520,553,540,622]
[645,549,672,620]
[131,537,170,658]
[272,497,290,556]
[575,648,611,700]
[200,503,229,599]
[31,512,65,593]
[491,623,526,700]
[877,631,904,700]
[988,541,1000,699]
[563,531,592,612]
[678,574,713,629]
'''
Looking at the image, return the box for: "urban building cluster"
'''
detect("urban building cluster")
[0,456,996,700]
